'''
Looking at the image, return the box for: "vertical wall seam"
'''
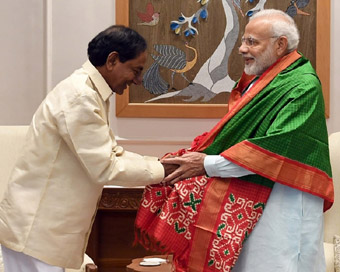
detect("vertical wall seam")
[44,0,53,95]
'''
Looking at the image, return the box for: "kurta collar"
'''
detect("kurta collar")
[82,60,112,102]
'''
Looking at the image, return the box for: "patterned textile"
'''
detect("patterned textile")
[135,51,334,271]
[136,177,271,271]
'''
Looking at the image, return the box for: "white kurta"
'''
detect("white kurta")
[232,183,325,272]
[204,155,325,272]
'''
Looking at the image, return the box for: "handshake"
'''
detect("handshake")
[159,151,207,185]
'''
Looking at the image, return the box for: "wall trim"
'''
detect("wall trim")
[44,0,53,95]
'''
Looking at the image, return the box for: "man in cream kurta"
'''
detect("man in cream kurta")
[0,25,166,271]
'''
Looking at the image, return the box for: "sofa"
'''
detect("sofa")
[324,131,340,272]
[0,126,97,272]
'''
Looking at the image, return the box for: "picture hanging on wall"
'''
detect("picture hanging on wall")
[115,0,330,118]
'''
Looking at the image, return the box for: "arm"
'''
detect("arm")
[57,90,164,186]
[161,152,254,185]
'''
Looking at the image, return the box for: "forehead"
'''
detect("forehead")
[244,18,272,38]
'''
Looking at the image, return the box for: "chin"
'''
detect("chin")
[113,88,124,95]
[244,66,255,76]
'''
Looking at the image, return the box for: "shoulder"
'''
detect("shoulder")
[276,57,321,95]
[49,69,99,105]
[41,69,103,122]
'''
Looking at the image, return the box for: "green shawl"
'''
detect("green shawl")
[200,51,333,209]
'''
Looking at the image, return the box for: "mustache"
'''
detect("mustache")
[239,52,254,58]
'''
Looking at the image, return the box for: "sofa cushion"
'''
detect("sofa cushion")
[324,132,340,243]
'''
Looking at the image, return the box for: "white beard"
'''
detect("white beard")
[244,46,277,76]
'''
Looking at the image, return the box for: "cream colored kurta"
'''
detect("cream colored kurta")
[0,60,164,269]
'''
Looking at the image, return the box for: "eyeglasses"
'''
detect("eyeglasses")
[240,36,278,47]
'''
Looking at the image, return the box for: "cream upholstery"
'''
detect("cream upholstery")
[0,126,96,271]
[324,132,340,272]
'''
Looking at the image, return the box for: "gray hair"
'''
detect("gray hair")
[251,9,300,52]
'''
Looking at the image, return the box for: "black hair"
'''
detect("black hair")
[87,25,147,66]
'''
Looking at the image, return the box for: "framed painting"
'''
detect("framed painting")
[115,0,330,118]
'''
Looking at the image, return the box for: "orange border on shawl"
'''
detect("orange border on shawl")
[196,51,302,152]
[221,140,334,211]
[188,178,231,271]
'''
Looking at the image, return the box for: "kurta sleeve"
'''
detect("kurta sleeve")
[204,155,254,177]
[56,90,164,186]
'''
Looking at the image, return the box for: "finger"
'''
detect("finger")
[161,180,169,186]
[162,153,176,159]
[160,157,182,165]
[170,176,184,185]
[163,169,183,182]
[163,172,177,183]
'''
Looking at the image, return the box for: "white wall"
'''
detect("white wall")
[48,0,116,89]
[0,0,45,125]
[327,0,340,135]
[0,0,339,157]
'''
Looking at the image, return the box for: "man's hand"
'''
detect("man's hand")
[160,152,207,185]
[161,162,179,178]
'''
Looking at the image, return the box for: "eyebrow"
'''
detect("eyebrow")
[136,66,144,71]
[241,34,255,39]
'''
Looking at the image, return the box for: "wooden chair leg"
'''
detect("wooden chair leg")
[85,263,98,272]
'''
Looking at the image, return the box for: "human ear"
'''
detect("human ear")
[276,36,288,56]
[106,51,119,70]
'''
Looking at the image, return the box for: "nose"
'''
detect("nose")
[238,42,248,54]
[133,74,143,85]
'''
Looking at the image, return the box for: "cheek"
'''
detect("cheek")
[119,69,134,81]
[249,48,261,58]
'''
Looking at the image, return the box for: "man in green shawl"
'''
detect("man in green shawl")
[136,9,333,272]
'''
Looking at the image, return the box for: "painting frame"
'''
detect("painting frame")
[115,0,330,118]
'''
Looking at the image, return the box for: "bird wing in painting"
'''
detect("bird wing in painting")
[286,0,310,17]
[137,2,160,26]
[152,44,187,70]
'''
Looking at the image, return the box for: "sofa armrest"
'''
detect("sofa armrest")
[85,263,98,272]
[65,253,97,272]
[324,242,334,272]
